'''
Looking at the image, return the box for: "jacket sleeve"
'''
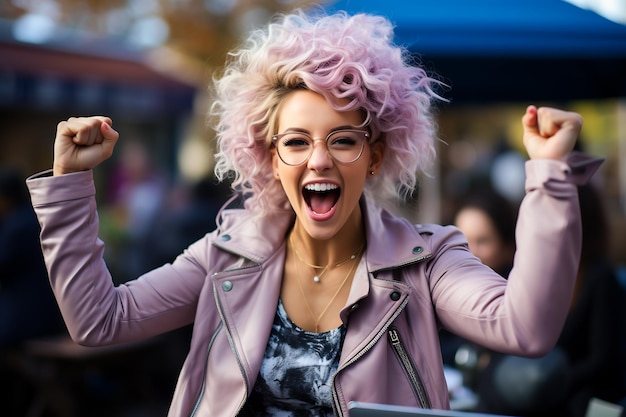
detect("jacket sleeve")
[27,170,209,346]
[430,153,603,357]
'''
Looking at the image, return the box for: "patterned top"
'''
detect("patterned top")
[238,298,346,416]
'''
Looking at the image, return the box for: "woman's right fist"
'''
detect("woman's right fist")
[53,116,119,176]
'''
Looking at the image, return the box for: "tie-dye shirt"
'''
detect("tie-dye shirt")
[238,298,346,416]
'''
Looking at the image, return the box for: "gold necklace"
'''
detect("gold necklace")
[292,247,361,333]
[290,234,365,283]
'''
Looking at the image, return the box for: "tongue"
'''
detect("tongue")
[309,193,335,214]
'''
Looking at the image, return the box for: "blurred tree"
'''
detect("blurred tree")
[3,0,319,85]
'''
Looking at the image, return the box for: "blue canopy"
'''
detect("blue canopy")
[320,0,626,102]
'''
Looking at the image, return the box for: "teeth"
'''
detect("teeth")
[304,183,338,192]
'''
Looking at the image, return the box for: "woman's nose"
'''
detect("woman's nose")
[307,141,334,171]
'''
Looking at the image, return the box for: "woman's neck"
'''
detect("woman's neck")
[289,221,366,267]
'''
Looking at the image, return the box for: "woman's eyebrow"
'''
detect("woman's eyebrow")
[281,127,310,134]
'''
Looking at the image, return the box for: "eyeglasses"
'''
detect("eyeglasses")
[272,129,369,166]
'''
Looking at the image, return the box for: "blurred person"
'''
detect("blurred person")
[0,166,64,346]
[476,182,626,417]
[439,186,518,391]
[25,10,602,417]
[106,140,167,279]
[1,166,66,413]
[143,176,233,271]
[555,183,625,415]
[453,186,517,278]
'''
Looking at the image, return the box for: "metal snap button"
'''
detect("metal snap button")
[222,281,233,292]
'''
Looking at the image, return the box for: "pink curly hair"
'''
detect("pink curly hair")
[211,9,441,217]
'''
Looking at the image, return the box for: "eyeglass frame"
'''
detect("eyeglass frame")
[271,128,370,166]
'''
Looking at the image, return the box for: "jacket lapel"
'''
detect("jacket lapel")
[209,206,293,390]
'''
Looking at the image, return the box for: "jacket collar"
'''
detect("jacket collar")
[361,197,433,272]
[211,195,433,273]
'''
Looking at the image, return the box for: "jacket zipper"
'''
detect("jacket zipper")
[331,296,409,416]
[388,327,431,409]
[331,255,432,416]
[189,321,223,417]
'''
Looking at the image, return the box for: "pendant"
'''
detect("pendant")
[313,275,321,283]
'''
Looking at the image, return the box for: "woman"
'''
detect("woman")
[27,10,601,417]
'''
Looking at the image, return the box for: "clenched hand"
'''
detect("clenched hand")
[522,105,582,161]
[53,116,120,176]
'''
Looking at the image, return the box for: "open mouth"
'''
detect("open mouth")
[303,183,340,215]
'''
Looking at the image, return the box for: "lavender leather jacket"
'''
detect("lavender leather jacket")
[27,154,600,417]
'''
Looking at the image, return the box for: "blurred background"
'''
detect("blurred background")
[1,0,625,416]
